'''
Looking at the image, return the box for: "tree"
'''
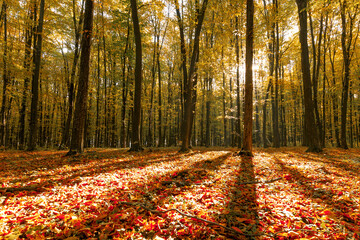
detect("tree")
[67,0,94,155]
[0,1,8,147]
[129,0,143,152]
[339,0,358,149]
[59,0,84,149]
[239,0,254,156]
[179,0,209,152]
[295,0,322,152]
[27,0,45,151]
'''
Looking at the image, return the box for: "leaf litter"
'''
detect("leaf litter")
[0,147,359,239]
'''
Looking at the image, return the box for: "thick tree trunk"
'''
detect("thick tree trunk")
[27,0,45,151]
[239,0,254,156]
[19,1,35,149]
[295,0,321,152]
[129,0,143,152]
[67,0,94,154]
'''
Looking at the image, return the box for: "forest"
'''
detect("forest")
[0,0,360,239]
[0,0,358,153]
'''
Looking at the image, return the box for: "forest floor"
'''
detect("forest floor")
[0,147,359,240]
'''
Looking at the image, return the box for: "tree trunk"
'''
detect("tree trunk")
[295,0,321,152]
[129,0,143,152]
[180,0,209,152]
[0,2,8,147]
[67,0,94,154]
[60,0,84,149]
[239,0,254,156]
[273,0,280,148]
[339,0,356,149]
[235,16,242,149]
[120,22,130,148]
[27,0,45,151]
[18,1,35,149]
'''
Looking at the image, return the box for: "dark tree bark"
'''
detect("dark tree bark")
[67,0,94,155]
[235,16,242,148]
[309,10,324,148]
[27,0,45,151]
[295,0,322,152]
[255,83,261,146]
[60,0,84,149]
[273,0,280,148]
[18,0,35,149]
[95,37,101,147]
[239,0,254,156]
[120,21,130,148]
[0,2,8,147]
[339,0,357,149]
[179,0,209,152]
[129,0,143,152]
[329,46,340,147]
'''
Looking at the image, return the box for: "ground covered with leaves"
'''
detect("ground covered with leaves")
[0,147,359,239]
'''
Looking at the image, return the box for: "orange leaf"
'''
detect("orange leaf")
[232,226,243,233]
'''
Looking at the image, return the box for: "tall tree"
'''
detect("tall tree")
[179,0,209,152]
[18,0,35,149]
[0,2,8,147]
[27,0,45,151]
[60,0,84,149]
[240,0,254,156]
[129,0,143,152]
[339,0,357,149]
[67,0,94,155]
[295,0,322,152]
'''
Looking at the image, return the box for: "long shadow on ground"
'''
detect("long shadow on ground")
[0,150,201,196]
[274,156,359,236]
[217,155,259,239]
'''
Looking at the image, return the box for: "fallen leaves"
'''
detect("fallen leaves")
[0,147,359,239]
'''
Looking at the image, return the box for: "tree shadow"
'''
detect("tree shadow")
[217,155,259,239]
[289,150,360,178]
[0,150,201,196]
[273,156,358,233]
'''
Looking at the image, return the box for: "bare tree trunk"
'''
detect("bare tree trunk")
[240,0,254,156]
[60,0,84,148]
[67,0,94,155]
[19,1,35,149]
[273,0,280,148]
[120,22,130,148]
[179,0,209,152]
[129,0,143,152]
[235,16,242,149]
[339,0,357,149]
[27,0,45,151]
[295,0,321,152]
[0,2,8,147]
